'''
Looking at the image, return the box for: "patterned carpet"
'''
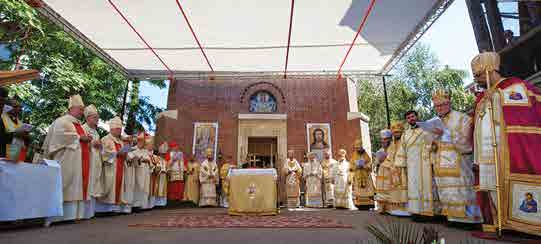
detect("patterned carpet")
[128,213,353,229]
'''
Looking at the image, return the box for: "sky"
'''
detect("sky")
[139,0,501,131]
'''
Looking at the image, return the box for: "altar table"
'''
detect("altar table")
[228,168,278,216]
[0,160,63,221]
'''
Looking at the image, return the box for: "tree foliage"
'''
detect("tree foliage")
[358,43,475,150]
[1,0,164,144]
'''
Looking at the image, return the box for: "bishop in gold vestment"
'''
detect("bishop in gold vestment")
[283,150,302,208]
[376,122,409,216]
[351,139,374,208]
[153,142,168,206]
[430,89,481,224]
[184,157,200,205]
[220,157,236,207]
[199,148,219,207]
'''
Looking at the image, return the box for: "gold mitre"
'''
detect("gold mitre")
[354,138,362,147]
[390,121,404,133]
[471,52,500,75]
[338,149,347,156]
[108,116,123,129]
[84,104,98,118]
[431,89,450,103]
[205,148,213,154]
[68,94,84,108]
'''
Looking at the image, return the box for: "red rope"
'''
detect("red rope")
[174,0,214,72]
[108,0,173,76]
[336,0,377,79]
[284,0,295,79]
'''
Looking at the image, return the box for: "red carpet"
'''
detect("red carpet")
[129,213,352,229]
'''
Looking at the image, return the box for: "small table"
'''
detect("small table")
[228,168,278,216]
[0,160,63,222]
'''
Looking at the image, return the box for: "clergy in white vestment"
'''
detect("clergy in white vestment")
[283,150,302,208]
[199,148,219,207]
[333,149,354,209]
[429,89,482,224]
[120,135,136,210]
[321,148,337,208]
[145,136,157,208]
[303,152,323,208]
[399,110,439,218]
[128,132,152,209]
[96,117,129,213]
[153,142,168,206]
[82,105,103,216]
[43,95,94,224]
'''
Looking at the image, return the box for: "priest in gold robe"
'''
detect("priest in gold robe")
[199,148,218,207]
[184,156,200,205]
[43,95,93,224]
[220,156,236,207]
[400,110,438,218]
[303,152,323,208]
[82,105,103,215]
[321,148,337,208]
[153,142,168,207]
[283,149,302,208]
[128,132,152,209]
[376,122,409,216]
[351,139,374,209]
[333,149,354,209]
[96,117,130,213]
[429,89,482,224]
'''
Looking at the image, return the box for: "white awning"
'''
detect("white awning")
[39,0,452,79]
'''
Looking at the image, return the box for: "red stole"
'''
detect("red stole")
[73,123,90,201]
[114,142,125,204]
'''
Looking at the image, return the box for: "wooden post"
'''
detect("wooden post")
[485,0,506,51]
[465,0,493,52]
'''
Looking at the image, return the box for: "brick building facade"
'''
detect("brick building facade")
[155,75,371,167]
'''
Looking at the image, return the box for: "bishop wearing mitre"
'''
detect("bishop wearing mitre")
[333,149,354,209]
[43,95,94,224]
[184,156,200,205]
[321,148,337,208]
[82,105,103,212]
[283,149,302,208]
[199,148,219,207]
[96,117,130,213]
[303,152,323,208]
[153,142,169,207]
[472,52,541,234]
[220,156,236,207]
[128,132,152,209]
[351,139,374,209]
[166,141,185,202]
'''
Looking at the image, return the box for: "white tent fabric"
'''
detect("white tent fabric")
[43,0,447,75]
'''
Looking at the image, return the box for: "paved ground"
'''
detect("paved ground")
[0,207,517,244]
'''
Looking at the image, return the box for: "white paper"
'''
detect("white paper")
[43,159,60,168]
[2,105,13,114]
[15,124,32,132]
[441,129,452,143]
[375,150,387,161]
[416,117,446,132]
[119,145,131,153]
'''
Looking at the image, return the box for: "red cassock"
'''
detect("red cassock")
[473,77,541,234]
[166,151,187,201]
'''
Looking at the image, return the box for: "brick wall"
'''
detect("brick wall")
[155,76,362,162]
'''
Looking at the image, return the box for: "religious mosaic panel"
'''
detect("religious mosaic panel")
[192,122,218,162]
[306,123,331,161]
[249,91,277,113]
[510,181,541,225]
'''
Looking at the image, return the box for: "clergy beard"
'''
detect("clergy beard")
[409,122,418,128]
